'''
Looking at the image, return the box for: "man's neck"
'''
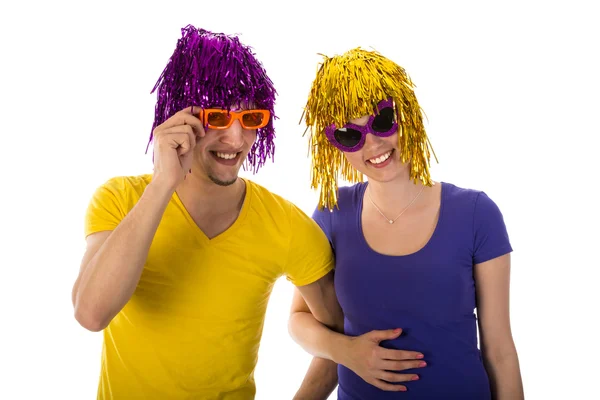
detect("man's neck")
[175,173,247,217]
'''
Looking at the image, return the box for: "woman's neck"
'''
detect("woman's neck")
[366,177,428,215]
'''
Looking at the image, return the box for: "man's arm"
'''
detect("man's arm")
[292,357,338,400]
[73,107,203,332]
[475,253,525,399]
[72,181,173,331]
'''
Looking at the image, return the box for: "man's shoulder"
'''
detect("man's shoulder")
[90,174,153,207]
[245,179,295,209]
[244,179,314,223]
[97,173,153,194]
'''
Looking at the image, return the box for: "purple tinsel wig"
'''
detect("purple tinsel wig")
[147,24,277,172]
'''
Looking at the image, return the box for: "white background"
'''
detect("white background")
[1,1,598,399]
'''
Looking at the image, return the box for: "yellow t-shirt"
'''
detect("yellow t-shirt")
[84,174,334,399]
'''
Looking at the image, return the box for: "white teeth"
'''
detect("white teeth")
[369,151,392,165]
[216,152,237,160]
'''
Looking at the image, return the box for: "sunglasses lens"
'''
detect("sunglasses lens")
[242,112,266,128]
[334,127,362,148]
[372,107,395,132]
[207,111,231,127]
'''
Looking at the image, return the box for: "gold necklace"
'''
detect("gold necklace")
[367,184,425,224]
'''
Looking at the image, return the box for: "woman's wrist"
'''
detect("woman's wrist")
[328,331,352,365]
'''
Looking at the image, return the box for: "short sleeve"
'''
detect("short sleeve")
[311,204,334,251]
[284,203,335,286]
[473,192,513,264]
[84,177,129,237]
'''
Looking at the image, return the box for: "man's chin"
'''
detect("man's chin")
[208,175,238,187]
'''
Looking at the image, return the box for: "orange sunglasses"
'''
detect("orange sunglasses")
[199,108,271,130]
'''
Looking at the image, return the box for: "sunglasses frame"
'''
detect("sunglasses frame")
[200,108,271,130]
[324,98,398,152]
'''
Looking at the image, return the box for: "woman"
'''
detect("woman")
[289,48,524,399]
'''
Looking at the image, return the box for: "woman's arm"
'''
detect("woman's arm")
[290,272,343,399]
[475,253,525,399]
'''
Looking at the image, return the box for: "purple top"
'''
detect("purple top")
[312,182,513,399]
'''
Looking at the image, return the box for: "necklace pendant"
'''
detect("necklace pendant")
[389,220,393,224]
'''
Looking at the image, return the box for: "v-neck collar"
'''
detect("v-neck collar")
[172,179,253,246]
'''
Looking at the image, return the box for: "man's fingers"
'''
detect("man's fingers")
[185,106,207,137]
[184,105,199,117]
[379,359,427,372]
[194,121,206,137]
[157,124,194,137]
[379,348,425,361]
[156,111,204,137]
[370,379,407,392]
[156,125,196,152]
[155,131,193,156]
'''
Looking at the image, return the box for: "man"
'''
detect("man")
[72,25,341,399]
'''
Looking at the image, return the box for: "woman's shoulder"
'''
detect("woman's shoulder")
[334,182,367,212]
[339,181,367,199]
[441,181,483,198]
[311,182,364,223]
[441,181,504,217]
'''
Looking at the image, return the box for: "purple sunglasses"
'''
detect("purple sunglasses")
[324,98,398,152]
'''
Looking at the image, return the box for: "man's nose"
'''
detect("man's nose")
[219,120,244,148]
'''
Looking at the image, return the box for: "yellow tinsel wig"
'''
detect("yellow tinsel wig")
[301,48,438,210]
